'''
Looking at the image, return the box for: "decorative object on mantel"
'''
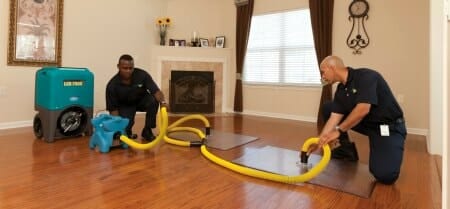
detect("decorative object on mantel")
[169,39,186,47]
[215,36,225,48]
[346,0,370,54]
[156,17,172,46]
[191,31,200,47]
[199,38,209,47]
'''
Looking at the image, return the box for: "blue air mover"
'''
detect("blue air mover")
[33,67,94,142]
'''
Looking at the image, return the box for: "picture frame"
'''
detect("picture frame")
[199,38,209,47]
[179,40,186,47]
[7,0,64,67]
[215,36,225,48]
[169,39,186,47]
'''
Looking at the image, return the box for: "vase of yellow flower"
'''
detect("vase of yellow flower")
[156,17,171,46]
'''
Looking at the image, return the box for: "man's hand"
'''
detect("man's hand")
[160,102,169,111]
[307,130,340,155]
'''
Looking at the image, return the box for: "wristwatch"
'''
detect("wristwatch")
[335,126,346,135]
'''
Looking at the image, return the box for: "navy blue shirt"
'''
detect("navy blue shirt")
[106,68,159,111]
[332,67,404,125]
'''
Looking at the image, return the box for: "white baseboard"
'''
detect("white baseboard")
[241,110,317,123]
[0,120,33,130]
[406,128,429,136]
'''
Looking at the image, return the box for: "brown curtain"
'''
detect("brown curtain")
[233,0,254,112]
[309,0,334,132]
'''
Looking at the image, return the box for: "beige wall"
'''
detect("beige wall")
[165,0,236,48]
[0,0,165,126]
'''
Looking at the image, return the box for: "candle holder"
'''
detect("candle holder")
[191,31,199,47]
[191,41,199,47]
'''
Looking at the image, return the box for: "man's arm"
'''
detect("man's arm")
[337,103,370,132]
[317,103,370,148]
[106,82,120,116]
[153,90,169,110]
[153,90,166,103]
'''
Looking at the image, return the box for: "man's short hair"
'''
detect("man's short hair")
[118,54,133,63]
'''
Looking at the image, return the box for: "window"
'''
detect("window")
[243,9,321,86]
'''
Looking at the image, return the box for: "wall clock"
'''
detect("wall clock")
[349,0,369,18]
[346,0,370,54]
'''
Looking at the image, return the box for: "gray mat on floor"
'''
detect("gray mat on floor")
[167,129,258,150]
[232,146,376,198]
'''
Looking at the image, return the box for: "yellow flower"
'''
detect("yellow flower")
[156,17,172,27]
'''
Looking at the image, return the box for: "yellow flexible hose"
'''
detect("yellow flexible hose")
[167,114,210,129]
[164,126,206,147]
[118,108,331,183]
[201,137,330,183]
[118,107,169,149]
[164,114,331,183]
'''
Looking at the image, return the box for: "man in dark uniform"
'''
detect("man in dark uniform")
[312,55,407,185]
[106,54,168,141]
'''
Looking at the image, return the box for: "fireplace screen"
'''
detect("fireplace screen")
[170,71,215,113]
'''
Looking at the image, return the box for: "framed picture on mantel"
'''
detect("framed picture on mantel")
[199,38,209,47]
[215,36,225,48]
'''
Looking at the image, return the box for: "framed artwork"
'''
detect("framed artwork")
[215,36,225,48]
[169,39,186,47]
[7,0,64,67]
[178,40,186,47]
[169,39,175,46]
[199,38,209,47]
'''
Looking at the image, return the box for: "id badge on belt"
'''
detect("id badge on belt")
[380,124,390,136]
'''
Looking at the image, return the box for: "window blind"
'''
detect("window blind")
[243,9,321,86]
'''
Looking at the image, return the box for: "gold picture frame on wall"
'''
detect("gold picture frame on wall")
[7,0,64,67]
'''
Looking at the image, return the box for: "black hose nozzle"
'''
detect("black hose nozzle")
[300,151,308,164]
[190,141,203,147]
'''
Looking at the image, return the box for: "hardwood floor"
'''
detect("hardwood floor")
[0,114,441,209]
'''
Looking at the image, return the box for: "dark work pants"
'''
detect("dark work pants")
[322,102,407,184]
[118,94,159,135]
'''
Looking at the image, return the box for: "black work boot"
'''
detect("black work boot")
[141,128,155,142]
[331,142,359,162]
[126,130,137,139]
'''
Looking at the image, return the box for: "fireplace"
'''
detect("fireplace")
[169,71,215,113]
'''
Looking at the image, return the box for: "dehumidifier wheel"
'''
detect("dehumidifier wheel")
[33,114,43,139]
[57,106,88,137]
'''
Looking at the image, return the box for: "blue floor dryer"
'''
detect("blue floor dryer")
[33,67,94,142]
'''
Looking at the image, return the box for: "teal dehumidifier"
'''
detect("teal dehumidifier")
[33,67,94,142]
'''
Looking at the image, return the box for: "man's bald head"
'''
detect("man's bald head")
[319,55,348,85]
[320,55,345,70]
